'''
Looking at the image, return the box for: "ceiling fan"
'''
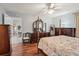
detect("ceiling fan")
[42,3,61,14]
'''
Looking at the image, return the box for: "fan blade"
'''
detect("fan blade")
[54,7,62,10]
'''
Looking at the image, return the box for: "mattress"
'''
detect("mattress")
[38,35,79,56]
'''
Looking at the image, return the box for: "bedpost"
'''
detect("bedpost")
[37,31,40,53]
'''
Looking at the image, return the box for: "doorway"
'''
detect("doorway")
[4,15,22,44]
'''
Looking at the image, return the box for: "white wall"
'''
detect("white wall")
[52,13,76,28]
[22,14,53,33]
[0,7,5,24]
[22,13,76,33]
[23,13,76,33]
[22,16,34,33]
[0,8,5,24]
[0,12,2,24]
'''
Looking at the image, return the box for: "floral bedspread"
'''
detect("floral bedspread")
[38,35,79,56]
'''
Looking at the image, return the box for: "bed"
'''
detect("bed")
[38,35,79,56]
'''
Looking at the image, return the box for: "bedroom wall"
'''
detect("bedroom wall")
[22,15,53,33]
[52,13,76,28]
[22,15,35,33]
[22,13,76,33]
[0,11,2,24]
[0,8,5,24]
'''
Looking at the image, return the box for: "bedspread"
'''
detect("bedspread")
[38,35,79,56]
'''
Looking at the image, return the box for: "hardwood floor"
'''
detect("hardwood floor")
[11,43,45,56]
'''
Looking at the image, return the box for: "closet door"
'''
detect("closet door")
[76,15,79,37]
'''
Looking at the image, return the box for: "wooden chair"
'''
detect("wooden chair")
[22,32,31,43]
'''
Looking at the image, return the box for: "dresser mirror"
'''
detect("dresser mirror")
[33,17,43,32]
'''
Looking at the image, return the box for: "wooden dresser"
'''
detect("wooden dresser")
[31,28,76,43]
[31,32,50,43]
[0,25,11,56]
[55,28,76,37]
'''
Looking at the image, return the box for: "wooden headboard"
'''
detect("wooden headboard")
[55,28,76,37]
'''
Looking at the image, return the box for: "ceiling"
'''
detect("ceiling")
[0,3,79,17]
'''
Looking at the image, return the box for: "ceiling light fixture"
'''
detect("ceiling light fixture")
[47,3,55,14]
[49,3,54,8]
[48,9,54,14]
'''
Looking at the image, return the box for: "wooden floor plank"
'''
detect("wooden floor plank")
[11,43,44,56]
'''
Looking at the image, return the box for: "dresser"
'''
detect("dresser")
[0,25,11,55]
[55,28,76,37]
[31,32,50,43]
